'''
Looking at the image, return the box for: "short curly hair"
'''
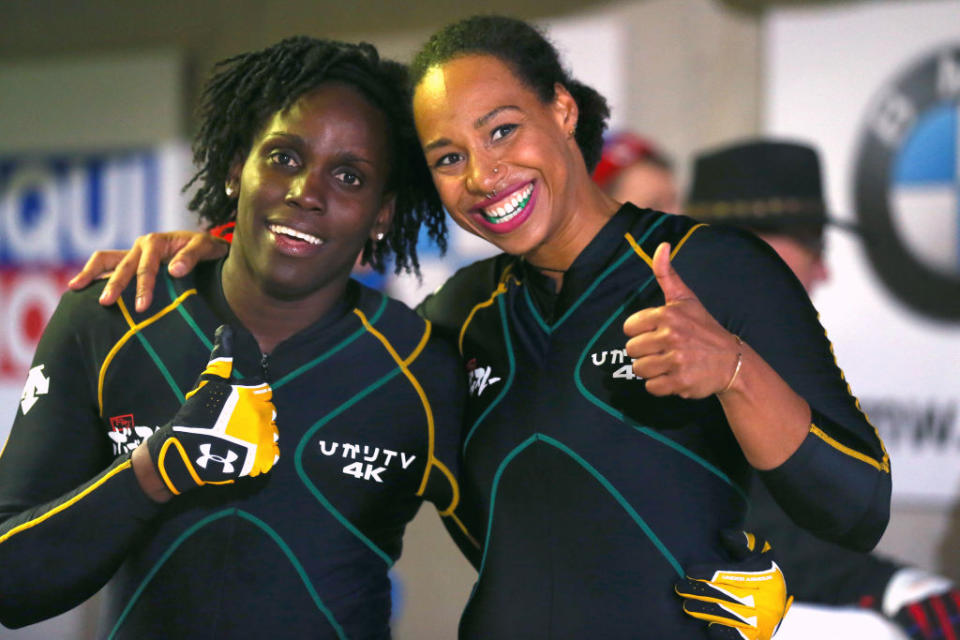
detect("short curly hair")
[410,15,610,172]
[186,36,446,275]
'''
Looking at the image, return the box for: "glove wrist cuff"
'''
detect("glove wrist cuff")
[146,426,202,496]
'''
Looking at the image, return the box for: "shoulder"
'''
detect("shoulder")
[353,283,459,367]
[415,254,517,336]
[672,221,804,293]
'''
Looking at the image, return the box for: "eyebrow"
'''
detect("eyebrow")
[422,105,522,153]
[263,132,375,165]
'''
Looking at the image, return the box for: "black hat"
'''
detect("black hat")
[686,140,851,238]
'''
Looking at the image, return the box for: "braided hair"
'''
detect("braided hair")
[410,15,610,172]
[186,36,446,274]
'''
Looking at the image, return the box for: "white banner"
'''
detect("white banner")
[765,0,960,504]
[0,143,192,435]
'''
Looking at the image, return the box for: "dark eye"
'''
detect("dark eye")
[491,124,517,142]
[268,150,299,168]
[433,152,463,169]
[335,170,363,187]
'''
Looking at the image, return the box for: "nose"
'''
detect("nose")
[285,171,325,212]
[465,151,502,197]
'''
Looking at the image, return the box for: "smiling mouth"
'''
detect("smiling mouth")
[269,223,323,246]
[481,182,534,225]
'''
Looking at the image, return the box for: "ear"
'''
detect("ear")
[551,82,579,138]
[370,192,397,242]
[225,155,244,198]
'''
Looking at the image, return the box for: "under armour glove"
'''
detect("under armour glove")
[676,529,793,640]
[146,325,279,495]
[863,568,960,640]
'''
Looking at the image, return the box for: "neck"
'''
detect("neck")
[221,255,349,355]
[525,182,621,288]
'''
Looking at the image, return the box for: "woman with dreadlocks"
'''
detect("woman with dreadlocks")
[0,36,466,639]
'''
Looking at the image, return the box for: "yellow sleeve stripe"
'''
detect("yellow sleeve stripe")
[446,511,481,550]
[809,424,891,473]
[352,310,440,498]
[99,290,198,416]
[819,319,891,472]
[624,223,708,268]
[0,459,133,545]
[458,264,518,355]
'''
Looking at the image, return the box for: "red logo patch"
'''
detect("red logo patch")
[110,414,135,431]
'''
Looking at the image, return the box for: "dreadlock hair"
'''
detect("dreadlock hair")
[186,36,446,275]
[410,15,610,172]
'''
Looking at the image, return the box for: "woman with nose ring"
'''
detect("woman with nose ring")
[70,15,890,640]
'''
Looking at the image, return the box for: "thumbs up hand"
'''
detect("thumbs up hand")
[624,242,743,399]
[145,325,280,496]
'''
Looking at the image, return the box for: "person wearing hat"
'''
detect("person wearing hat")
[685,140,837,293]
[593,131,680,214]
[688,139,960,640]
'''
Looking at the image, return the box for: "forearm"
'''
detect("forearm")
[0,457,162,628]
[717,340,811,470]
[131,441,173,503]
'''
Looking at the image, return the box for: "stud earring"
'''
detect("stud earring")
[376,232,384,241]
[225,184,236,197]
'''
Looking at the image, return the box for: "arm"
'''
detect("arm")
[625,231,890,550]
[0,292,163,627]
[0,308,277,627]
[411,331,482,569]
[68,230,228,312]
[624,242,809,470]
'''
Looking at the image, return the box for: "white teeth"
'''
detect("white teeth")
[269,224,322,246]
[483,183,534,223]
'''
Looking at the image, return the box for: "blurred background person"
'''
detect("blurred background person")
[592,131,680,214]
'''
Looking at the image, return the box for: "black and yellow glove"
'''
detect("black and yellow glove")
[676,529,793,640]
[146,325,279,495]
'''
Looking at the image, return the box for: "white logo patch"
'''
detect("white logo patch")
[107,425,158,456]
[318,441,416,483]
[196,443,239,473]
[590,348,644,382]
[466,358,501,397]
[19,365,50,415]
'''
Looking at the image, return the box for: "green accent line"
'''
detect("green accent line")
[470,433,683,615]
[295,367,402,567]
[523,286,552,335]
[572,279,747,502]
[134,331,185,404]
[273,293,388,390]
[235,511,346,639]
[166,276,213,348]
[549,212,670,332]
[538,434,683,576]
[108,509,345,639]
[164,274,256,380]
[462,296,515,454]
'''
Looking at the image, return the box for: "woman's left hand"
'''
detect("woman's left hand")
[623,242,741,399]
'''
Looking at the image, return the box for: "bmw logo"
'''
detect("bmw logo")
[854,44,960,321]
